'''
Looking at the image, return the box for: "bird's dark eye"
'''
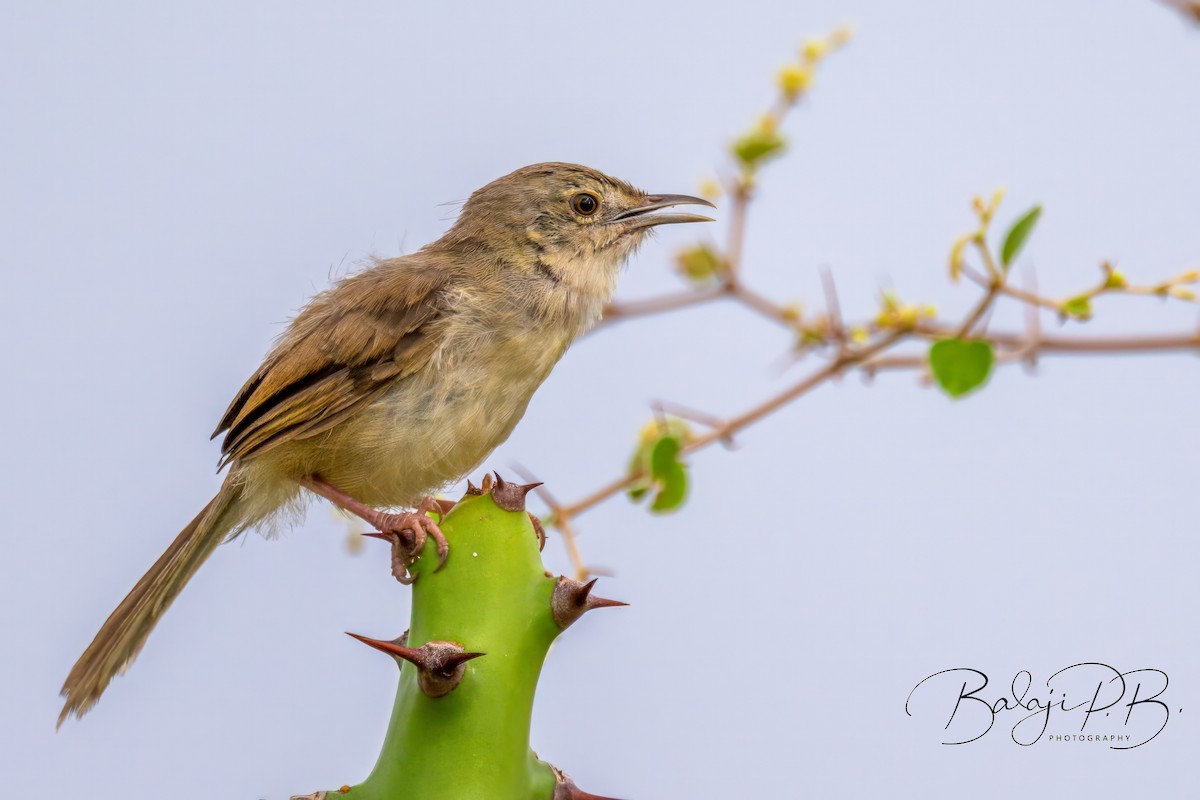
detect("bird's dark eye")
[570,192,600,216]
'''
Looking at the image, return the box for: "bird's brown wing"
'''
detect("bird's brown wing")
[212,257,450,467]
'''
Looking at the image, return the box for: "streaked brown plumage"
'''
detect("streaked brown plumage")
[59,162,713,725]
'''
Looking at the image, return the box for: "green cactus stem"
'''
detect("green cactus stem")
[291,474,623,800]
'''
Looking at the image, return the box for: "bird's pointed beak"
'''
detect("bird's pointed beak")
[609,193,716,228]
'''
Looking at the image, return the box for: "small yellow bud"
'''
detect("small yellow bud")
[983,188,1006,225]
[732,116,787,168]
[1170,287,1197,301]
[638,417,691,448]
[777,63,814,99]
[698,178,723,200]
[1178,269,1200,283]
[1059,296,1093,320]
[674,243,727,284]
[637,419,662,448]
[971,188,1005,225]
[796,327,825,349]
[828,24,855,48]
[1103,270,1127,290]
[801,37,827,62]
[921,304,938,318]
[781,303,804,324]
[949,234,972,282]
[987,187,1007,217]
[850,326,869,344]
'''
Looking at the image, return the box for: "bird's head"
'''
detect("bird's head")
[439,162,714,304]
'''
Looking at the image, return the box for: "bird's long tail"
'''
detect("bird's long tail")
[59,476,246,726]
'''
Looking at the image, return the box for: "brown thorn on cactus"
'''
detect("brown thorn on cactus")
[346,633,484,697]
[551,576,629,629]
[490,471,543,513]
[465,478,482,495]
[345,631,407,659]
[550,765,625,800]
[529,513,547,551]
[480,472,495,494]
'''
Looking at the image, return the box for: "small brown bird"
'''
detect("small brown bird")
[59,162,713,724]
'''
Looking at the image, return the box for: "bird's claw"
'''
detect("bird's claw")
[369,497,449,583]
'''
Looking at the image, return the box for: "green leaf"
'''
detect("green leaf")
[650,462,688,513]
[1000,204,1042,270]
[929,339,994,398]
[648,436,681,479]
[626,420,692,512]
[646,436,688,513]
[1060,295,1093,320]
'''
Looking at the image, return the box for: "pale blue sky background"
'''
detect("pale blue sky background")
[2,1,1198,797]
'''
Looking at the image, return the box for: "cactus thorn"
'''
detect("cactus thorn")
[466,478,482,495]
[551,577,629,629]
[345,631,407,658]
[480,472,495,494]
[346,633,483,697]
[530,512,547,551]
[551,767,625,800]
[491,472,543,513]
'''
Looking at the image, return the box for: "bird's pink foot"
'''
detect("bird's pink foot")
[300,477,449,583]
[366,498,448,584]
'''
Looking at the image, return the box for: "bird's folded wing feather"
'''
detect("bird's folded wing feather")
[212,257,450,466]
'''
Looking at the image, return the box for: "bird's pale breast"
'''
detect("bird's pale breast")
[266,310,576,509]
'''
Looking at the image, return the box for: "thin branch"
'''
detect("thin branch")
[556,331,906,521]
[538,30,1199,569]
[1159,0,1200,24]
[651,400,730,433]
[727,281,794,326]
[1022,268,1042,370]
[956,279,1001,337]
[599,275,794,332]
[820,266,847,349]
[600,286,725,325]
[555,320,1197,527]
[917,323,1200,353]
[725,185,750,278]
